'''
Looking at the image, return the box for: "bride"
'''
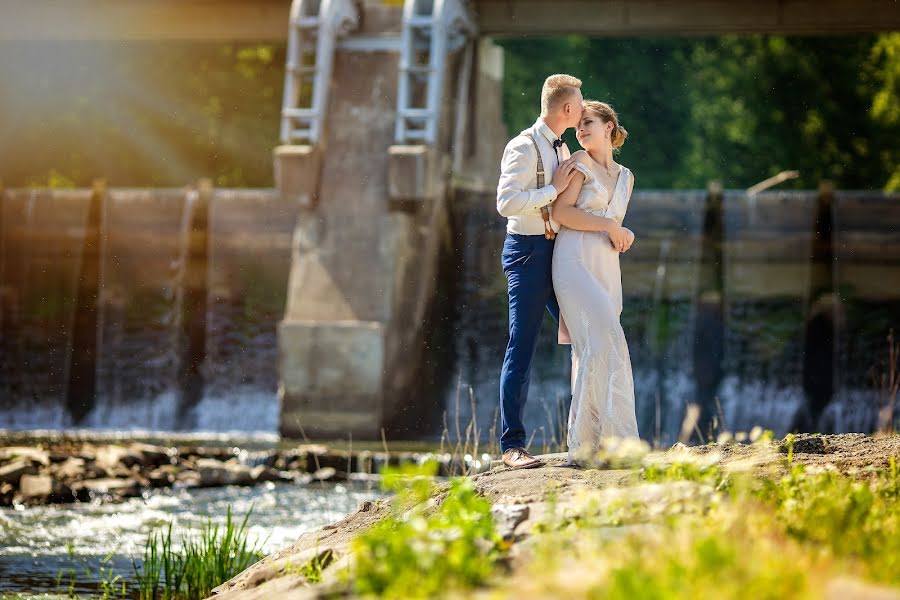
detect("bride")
[551,100,639,465]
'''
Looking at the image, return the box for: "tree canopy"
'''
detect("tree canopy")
[1,34,897,190]
[499,33,900,190]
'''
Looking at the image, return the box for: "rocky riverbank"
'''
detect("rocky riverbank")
[0,439,457,507]
[207,433,900,600]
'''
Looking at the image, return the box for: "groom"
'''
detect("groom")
[496,74,583,469]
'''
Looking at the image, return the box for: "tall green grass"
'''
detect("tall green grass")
[133,506,265,600]
[52,506,264,600]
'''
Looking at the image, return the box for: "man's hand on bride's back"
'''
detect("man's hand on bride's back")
[551,158,578,192]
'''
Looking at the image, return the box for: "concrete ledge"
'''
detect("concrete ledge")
[273,145,322,209]
[387,145,435,211]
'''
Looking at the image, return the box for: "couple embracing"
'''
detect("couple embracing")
[497,74,639,469]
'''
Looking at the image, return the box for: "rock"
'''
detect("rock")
[72,478,141,498]
[180,446,235,462]
[320,550,354,585]
[0,446,50,466]
[250,465,292,483]
[311,467,336,482]
[223,464,255,487]
[213,546,337,596]
[782,434,829,455]
[211,573,321,600]
[174,470,202,489]
[195,458,229,486]
[19,474,53,498]
[17,474,73,504]
[95,445,145,470]
[50,457,86,483]
[128,442,172,467]
[0,483,14,506]
[48,452,71,463]
[492,503,530,541]
[193,459,260,487]
[0,459,39,485]
[147,467,176,487]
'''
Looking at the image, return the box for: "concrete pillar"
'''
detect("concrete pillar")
[275,4,506,441]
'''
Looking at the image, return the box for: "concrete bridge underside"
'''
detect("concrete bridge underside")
[2,0,899,40]
[4,0,899,440]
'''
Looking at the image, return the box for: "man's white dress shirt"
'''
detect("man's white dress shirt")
[496,117,571,235]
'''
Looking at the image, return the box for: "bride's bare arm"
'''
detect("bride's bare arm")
[551,171,619,233]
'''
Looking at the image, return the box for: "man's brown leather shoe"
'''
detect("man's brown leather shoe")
[502,447,544,469]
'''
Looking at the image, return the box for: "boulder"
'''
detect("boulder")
[250,465,293,483]
[128,442,172,467]
[50,457,86,483]
[0,446,50,466]
[0,482,14,506]
[73,477,141,499]
[311,467,337,482]
[174,470,202,489]
[0,459,39,485]
[195,458,229,486]
[147,466,177,488]
[492,503,531,541]
[17,474,73,504]
[223,464,256,487]
[95,445,145,470]
[193,459,243,486]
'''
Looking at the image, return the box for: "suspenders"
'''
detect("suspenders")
[523,133,556,241]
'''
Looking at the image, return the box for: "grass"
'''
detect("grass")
[507,439,900,599]
[51,506,264,600]
[349,461,504,599]
[133,506,265,600]
[56,546,127,600]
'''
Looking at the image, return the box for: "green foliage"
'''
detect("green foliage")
[518,455,900,599]
[499,34,900,190]
[56,544,128,599]
[1,41,282,188]
[134,506,265,600]
[595,528,812,600]
[755,462,900,585]
[5,34,898,189]
[351,464,502,599]
[295,549,332,584]
[642,460,728,489]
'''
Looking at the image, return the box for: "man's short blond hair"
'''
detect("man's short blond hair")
[540,74,583,115]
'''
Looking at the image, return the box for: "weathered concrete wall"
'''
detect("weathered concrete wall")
[0,186,296,431]
[278,2,446,439]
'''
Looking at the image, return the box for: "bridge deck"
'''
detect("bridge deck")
[1,0,898,41]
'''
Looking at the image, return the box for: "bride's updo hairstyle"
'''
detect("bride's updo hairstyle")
[582,100,628,150]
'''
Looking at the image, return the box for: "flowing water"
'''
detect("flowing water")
[0,186,898,595]
[0,479,384,596]
[440,189,900,448]
[1,188,899,442]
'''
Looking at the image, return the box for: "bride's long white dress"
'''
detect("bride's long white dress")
[552,161,639,462]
